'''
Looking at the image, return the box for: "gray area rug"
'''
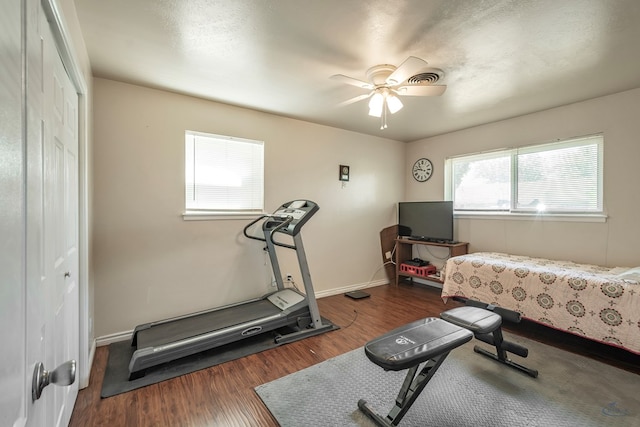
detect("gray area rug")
[255,332,639,426]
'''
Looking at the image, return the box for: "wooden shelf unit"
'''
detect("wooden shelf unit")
[395,238,468,285]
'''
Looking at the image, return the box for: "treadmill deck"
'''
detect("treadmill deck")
[135,299,282,349]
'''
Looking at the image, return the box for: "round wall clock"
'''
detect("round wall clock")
[412,158,433,182]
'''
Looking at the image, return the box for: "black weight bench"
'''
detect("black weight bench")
[441,300,538,378]
[358,317,473,427]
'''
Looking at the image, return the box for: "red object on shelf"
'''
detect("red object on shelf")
[400,263,437,277]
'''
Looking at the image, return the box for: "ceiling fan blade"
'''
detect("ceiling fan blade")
[330,74,374,90]
[386,56,429,85]
[397,85,447,96]
[337,92,372,107]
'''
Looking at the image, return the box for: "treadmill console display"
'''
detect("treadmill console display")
[268,200,319,236]
[274,208,305,220]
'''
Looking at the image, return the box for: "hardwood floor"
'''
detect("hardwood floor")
[69,284,639,426]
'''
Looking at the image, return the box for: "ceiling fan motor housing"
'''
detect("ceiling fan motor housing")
[366,64,397,85]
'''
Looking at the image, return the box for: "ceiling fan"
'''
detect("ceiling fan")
[331,56,446,129]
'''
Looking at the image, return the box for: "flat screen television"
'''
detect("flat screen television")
[398,201,454,242]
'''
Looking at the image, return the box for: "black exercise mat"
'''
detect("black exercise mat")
[101,319,339,398]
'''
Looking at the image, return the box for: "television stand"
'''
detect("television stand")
[407,237,459,244]
[395,238,468,285]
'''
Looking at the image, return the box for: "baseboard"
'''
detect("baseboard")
[96,330,133,347]
[315,279,388,298]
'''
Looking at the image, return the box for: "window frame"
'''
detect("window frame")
[183,130,265,221]
[444,134,606,222]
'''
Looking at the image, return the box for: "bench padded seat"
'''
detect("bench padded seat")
[440,306,502,334]
[364,317,473,371]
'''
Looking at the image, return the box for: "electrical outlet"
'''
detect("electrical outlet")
[385,251,392,260]
[286,274,293,282]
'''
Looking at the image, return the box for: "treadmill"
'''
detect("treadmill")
[127,200,334,379]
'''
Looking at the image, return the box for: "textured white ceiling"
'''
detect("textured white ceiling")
[75,0,640,142]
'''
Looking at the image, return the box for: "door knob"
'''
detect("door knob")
[32,359,76,401]
[64,271,71,278]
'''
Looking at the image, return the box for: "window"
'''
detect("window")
[445,134,603,215]
[185,131,264,215]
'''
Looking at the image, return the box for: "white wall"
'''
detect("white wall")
[92,80,640,338]
[406,88,640,267]
[92,78,403,337]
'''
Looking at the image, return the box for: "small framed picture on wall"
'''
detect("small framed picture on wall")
[339,165,350,181]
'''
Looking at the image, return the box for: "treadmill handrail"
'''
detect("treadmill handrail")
[242,214,269,242]
[243,214,297,250]
[268,216,297,250]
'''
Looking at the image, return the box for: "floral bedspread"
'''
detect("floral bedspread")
[441,252,640,354]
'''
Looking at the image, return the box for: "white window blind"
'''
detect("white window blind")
[446,134,603,214]
[515,137,602,212]
[185,131,264,212]
[449,150,513,211]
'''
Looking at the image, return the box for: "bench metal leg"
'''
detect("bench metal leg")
[474,328,538,378]
[443,302,539,378]
[358,352,450,426]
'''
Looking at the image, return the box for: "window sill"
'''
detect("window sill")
[182,211,266,221]
[454,212,607,223]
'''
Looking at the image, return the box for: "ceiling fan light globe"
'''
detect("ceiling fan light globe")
[368,92,384,117]
[387,95,403,114]
[368,92,383,107]
[368,106,383,117]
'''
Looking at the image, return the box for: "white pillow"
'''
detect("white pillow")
[617,267,640,283]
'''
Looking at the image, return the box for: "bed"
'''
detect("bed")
[441,252,640,355]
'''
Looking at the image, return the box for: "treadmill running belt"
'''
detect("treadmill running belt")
[135,299,281,349]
